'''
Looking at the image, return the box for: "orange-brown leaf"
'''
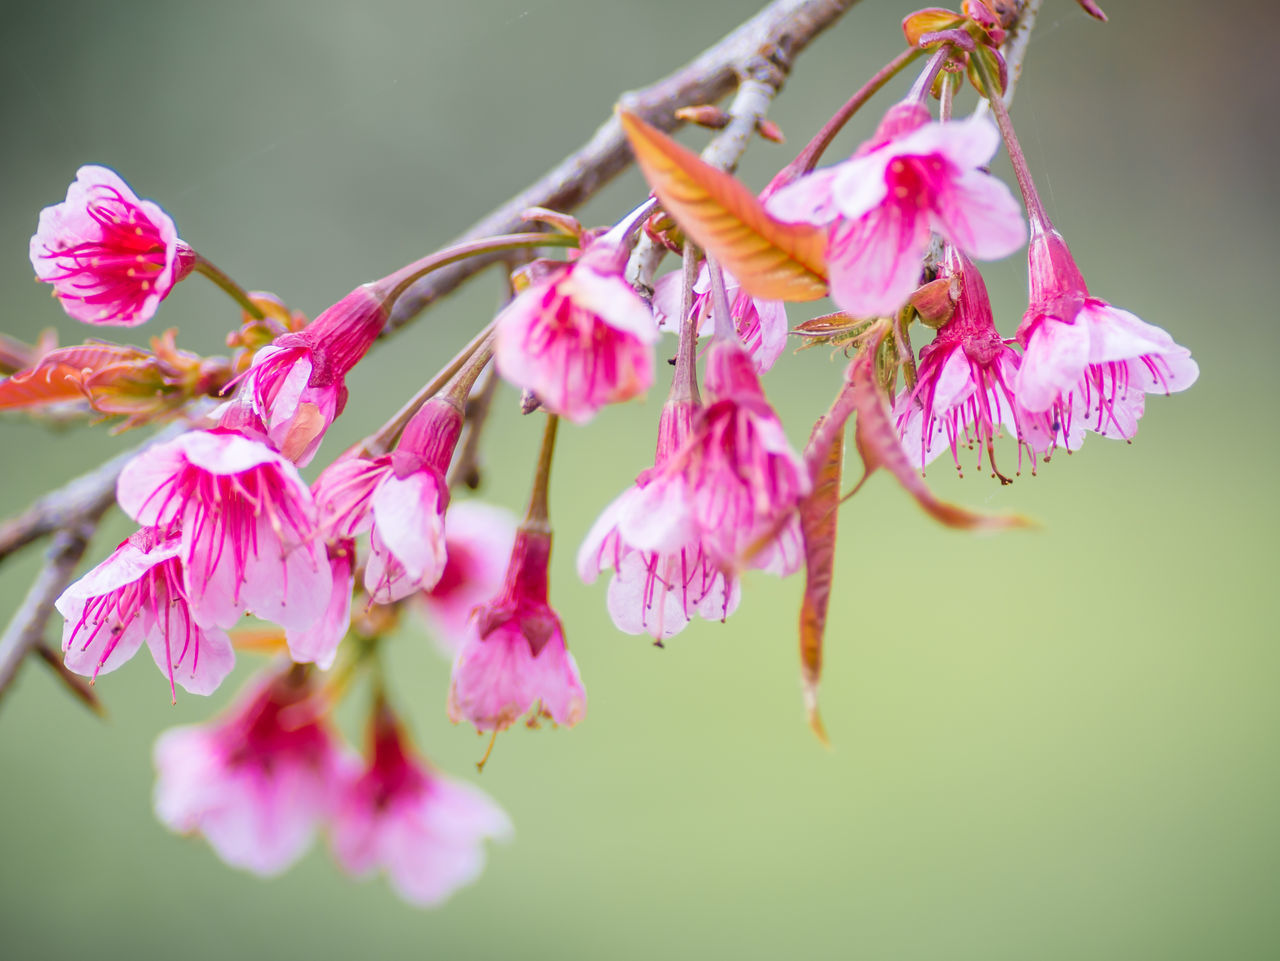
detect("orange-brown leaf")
[849,337,1034,532]
[798,422,843,746]
[618,109,829,302]
[0,344,150,412]
[902,8,965,47]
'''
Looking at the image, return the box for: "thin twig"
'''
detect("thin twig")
[0,522,98,705]
[387,0,860,331]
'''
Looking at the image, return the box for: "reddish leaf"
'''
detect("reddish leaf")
[798,422,843,746]
[618,109,829,302]
[0,344,149,412]
[848,334,1034,531]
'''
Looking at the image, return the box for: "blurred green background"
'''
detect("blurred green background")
[1,1,1276,958]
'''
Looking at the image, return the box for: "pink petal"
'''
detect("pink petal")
[766,167,845,224]
[827,203,931,319]
[931,168,1026,261]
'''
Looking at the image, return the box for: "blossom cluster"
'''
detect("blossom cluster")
[7,0,1196,909]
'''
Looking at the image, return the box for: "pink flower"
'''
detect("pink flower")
[153,667,342,876]
[670,341,809,574]
[448,526,586,732]
[894,249,1051,480]
[285,540,355,671]
[117,429,331,635]
[30,165,195,326]
[767,103,1025,319]
[330,702,512,906]
[651,266,789,374]
[234,286,389,466]
[578,400,740,641]
[312,397,464,604]
[419,500,517,652]
[1014,225,1198,443]
[55,528,234,699]
[494,239,657,422]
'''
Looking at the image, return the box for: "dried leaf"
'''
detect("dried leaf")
[849,334,1034,531]
[798,423,843,746]
[618,109,829,302]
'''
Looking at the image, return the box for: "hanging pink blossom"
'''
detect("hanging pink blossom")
[116,428,331,634]
[232,285,389,466]
[29,165,195,326]
[55,528,234,699]
[419,500,517,653]
[578,400,740,641]
[767,103,1025,319]
[153,667,342,876]
[285,540,355,671]
[651,265,789,374]
[330,702,512,906]
[894,249,1052,480]
[494,240,658,422]
[1014,225,1198,444]
[448,527,586,732]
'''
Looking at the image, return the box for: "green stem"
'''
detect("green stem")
[192,255,265,320]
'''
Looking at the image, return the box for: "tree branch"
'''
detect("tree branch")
[386,0,860,331]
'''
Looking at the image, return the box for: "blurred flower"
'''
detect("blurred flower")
[448,526,586,732]
[55,528,234,699]
[418,500,517,653]
[578,399,740,641]
[767,103,1025,319]
[117,429,331,635]
[330,700,512,906]
[30,165,194,326]
[494,239,657,422]
[1014,225,1198,444]
[153,667,342,875]
[652,265,788,374]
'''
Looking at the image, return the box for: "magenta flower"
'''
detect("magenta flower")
[330,702,512,906]
[55,528,234,699]
[418,500,517,653]
[235,285,389,465]
[767,103,1025,319]
[153,667,342,876]
[29,165,195,326]
[117,429,331,634]
[313,397,464,604]
[448,526,586,732]
[651,265,789,374]
[1014,225,1198,443]
[668,340,809,574]
[578,400,740,641]
[894,249,1050,479]
[493,239,657,422]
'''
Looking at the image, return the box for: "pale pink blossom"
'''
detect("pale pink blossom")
[153,667,342,876]
[1014,224,1198,444]
[494,239,657,422]
[448,527,586,732]
[232,286,389,466]
[285,540,355,671]
[30,165,194,326]
[419,501,517,652]
[578,400,740,641]
[894,249,1054,479]
[651,266,789,373]
[330,702,512,906]
[313,398,464,604]
[668,341,808,574]
[55,528,234,699]
[117,429,331,634]
[767,103,1025,319]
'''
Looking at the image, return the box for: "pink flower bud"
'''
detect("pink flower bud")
[30,166,194,326]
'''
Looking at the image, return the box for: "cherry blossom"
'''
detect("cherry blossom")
[651,265,788,374]
[55,528,234,698]
[330,702,512,906]
[767,102,1025,319]
[30,165,194,326]
[153,667,342,875]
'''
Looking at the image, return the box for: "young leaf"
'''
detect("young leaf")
[798,422,843,746]
[618,109,829,302]
[848,335,1034,531]
[0,344,146,411]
